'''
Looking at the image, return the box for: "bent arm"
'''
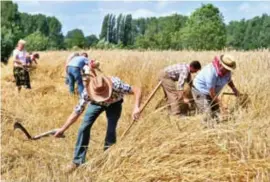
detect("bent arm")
[209,87,221,105]
[228,80,239,96]
[129,86,142,120]
[14,56,22,65]
[33,59,38,65]
[130,86,141,109]
[59,111,81,132]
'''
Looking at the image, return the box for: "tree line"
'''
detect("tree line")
[1,1,270,63]
[98,4,270,50]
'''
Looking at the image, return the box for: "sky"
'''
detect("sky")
[13,1,270,37]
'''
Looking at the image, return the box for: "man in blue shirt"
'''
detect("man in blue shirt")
[66,52,89,95]
[192,55,239,124]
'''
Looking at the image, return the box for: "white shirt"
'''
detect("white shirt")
[13,49,27,67]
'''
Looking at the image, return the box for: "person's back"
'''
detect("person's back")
[67,56,88,70]
[164,63,189,81]
[193,63,231,95]
[159,61,201,116]
[66,53,89,95]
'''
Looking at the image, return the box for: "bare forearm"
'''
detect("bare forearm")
[132,86,141,108]
[14,59,22,65]
[209,88,218,101]
[61,111,81,132]
[228,81,239,96]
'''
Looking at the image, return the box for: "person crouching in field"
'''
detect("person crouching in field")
[66,52,89,95]
[26,52,40,66]
[159,61,201,116]
[54,70,142,172]
[192,55,240,125]
[13,39,31,92]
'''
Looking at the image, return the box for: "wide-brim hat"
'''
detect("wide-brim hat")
[220,54,236,71]
[87,75,112,102]
[90,61,100,69]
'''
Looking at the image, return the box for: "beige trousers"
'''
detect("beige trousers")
[158,71,189,115]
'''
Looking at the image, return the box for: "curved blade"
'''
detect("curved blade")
[14,122,33,139]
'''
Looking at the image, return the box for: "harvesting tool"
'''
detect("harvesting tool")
[13,121,64,140]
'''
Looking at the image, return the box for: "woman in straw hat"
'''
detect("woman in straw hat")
[12,39,31,92]
[54,70,141,172]
[192,54,240,124]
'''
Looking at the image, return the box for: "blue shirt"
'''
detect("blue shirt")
[67,56,89,69]
[193,63,231,95]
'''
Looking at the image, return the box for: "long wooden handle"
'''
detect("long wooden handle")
[32,129,60,140]
[222,92,235,96]
[120,81,162,139]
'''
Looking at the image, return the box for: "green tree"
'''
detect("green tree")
[123,14,132,46]
[32,14,49,36]
[116,14,123,44]
[181,4,226,50]
[119,15,126,44]
[65,29,85,49]
[1,27,16,63]
[1,1,22,62]
[85,35,99,48]
[100,14,110,41]
[19,13,35,37]
[258,14,270,48]
[24,31,49,51]
[226,19,247,49]
[47,16,64,49]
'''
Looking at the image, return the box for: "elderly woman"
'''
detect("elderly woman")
[192,55,240,123]
[13,39,31,92]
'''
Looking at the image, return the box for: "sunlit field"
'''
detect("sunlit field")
[1,49,270,181]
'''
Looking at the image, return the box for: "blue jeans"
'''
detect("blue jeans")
[67,66,84,95]
[73,100,123,165]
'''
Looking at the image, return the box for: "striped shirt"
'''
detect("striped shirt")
[164,64,190,90]
[74,77,132,114]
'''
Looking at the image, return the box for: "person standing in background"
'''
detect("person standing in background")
[26,52,40,66]
[13,39,31,92]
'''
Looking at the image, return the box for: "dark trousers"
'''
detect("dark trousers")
[13,67,31,89]
[73,100,123,165]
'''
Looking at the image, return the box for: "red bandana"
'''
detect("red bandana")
[212,56,226,77]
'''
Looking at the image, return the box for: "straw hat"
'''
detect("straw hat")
[87,75,112,102]
[18,39,26,45]
[90,61,100,69]
[220,55,236,71]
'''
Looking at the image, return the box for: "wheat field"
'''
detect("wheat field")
[1,50,270,181]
